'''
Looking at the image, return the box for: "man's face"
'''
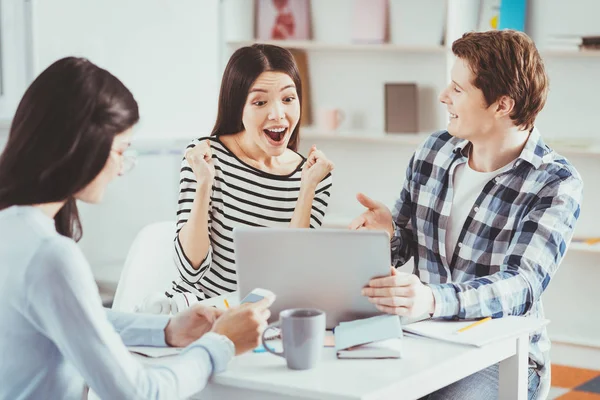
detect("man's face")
[438,57,497,141]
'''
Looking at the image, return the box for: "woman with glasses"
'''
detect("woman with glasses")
[116,148,138,175]
[0,57,274,399]
[169,44,334,303]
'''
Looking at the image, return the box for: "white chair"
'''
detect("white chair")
[111,221,180,313]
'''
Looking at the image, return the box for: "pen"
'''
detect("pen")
[224,299,230,309]
[455,317,491,334]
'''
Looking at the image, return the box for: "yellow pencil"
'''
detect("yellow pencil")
[224,299,230,309]
[456,317,491,333]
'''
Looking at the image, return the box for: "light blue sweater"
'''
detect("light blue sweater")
[0,206,233,399]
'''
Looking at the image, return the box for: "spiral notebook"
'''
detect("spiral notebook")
[334,315,403,358]
[336,338,403,359]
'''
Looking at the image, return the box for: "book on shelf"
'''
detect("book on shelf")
[546,35,600,51]
[498,0,526,32]
[571,237,600,246]
[351,0,388,44]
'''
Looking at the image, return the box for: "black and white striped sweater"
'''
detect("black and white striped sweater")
[170,136,332,299]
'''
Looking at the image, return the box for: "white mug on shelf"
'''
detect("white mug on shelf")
[319,108,346,132]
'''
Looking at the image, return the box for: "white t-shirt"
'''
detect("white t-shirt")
[445,157,515,265]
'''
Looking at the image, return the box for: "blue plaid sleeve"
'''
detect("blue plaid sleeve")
[430,174,583,319]
[390,155,416,267]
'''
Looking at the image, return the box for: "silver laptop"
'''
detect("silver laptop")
[233,227,391,329]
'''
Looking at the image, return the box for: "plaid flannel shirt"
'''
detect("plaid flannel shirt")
[390,127,583,389]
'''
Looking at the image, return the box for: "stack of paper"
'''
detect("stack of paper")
[403,316,549,347]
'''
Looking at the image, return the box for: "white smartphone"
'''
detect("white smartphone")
[241,288,279,340]
[240,288,276,306]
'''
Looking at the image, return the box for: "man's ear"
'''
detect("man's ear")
[495,95,515,118]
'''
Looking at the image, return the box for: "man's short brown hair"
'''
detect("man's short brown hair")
[452,30,548,131]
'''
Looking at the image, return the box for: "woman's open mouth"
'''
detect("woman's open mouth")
[263,127,288,145]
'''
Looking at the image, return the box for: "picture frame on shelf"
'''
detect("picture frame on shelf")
[384,83,418,133]
[256,0,311,41]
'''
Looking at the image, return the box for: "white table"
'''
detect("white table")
[191,333,531,400]
[90,319,536,400]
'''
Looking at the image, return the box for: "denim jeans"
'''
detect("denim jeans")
[422,364,541,400]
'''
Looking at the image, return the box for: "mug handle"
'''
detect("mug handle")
[336,110,346,127]
[261,322,284,358]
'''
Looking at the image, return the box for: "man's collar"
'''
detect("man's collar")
[451,127,547,169]
[517,127,547,169]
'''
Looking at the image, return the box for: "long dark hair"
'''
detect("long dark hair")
[0,57,139,241]
[211,44,302,151]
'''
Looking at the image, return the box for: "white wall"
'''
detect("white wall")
[0,0,33,120]
[28,0,223,281]
[31,0,221,139]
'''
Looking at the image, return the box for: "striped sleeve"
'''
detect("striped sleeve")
[173,145,213,285]
[310,173,332,228]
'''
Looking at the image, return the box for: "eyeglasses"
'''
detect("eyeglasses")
[112,149,138,175]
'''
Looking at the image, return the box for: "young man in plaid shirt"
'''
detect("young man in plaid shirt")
[352,30,583,400]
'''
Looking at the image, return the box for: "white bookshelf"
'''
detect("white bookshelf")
[568,242,600,254]
[300,129,600,156]
[227,41,600,59]
[324,212,600,255]
[226,40,446,54]
[541,49,600,58]
[223,0,600,348]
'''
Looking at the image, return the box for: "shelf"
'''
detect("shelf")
[227,42,600,58]
[299,129,600,156]
[569,241,600,254]
[301,131,430,146]
[324,216,600,255]
[541,49,600,58]
[544,141,600,156]
[226,40,446,54]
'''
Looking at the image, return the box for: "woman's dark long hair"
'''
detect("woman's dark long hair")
[211,44,302,151]
[0,57,139,241]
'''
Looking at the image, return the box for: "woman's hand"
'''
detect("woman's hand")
[300,145,334,191]
[164,304,224,347]
[184,139,215,189]
[211,298,272,355]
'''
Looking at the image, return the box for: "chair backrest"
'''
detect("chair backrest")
[112,221,179,313]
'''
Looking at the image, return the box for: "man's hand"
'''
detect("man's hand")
[349,193,394,238]
[362,267,435,317]
[164,304,224,347]
[211,298,272,355]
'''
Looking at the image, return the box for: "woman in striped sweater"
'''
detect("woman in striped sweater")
[170,44,334,301]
